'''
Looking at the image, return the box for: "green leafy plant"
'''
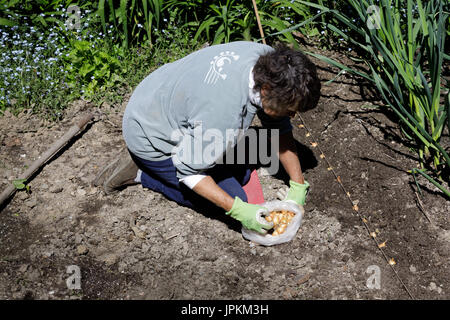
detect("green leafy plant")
[195,0,248,44]
[0,12,72,119]
[299,0,450,198]
[96,0,165,48]
[13,178,30,192]
[63,39,124,99]
[260,0,320,48]
[122,7,202,89]
[0,0,74,28]
[165,0,316,46]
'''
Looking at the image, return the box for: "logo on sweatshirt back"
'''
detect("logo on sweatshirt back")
[204,51,240,85]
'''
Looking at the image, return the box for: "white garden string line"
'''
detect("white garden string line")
[297,114,415,300]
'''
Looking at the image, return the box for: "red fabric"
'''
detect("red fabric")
[242,169,265,204]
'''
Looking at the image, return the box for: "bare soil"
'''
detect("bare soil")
[0,46,449,300]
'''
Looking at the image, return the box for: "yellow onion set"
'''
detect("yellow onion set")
[265,210,295,236]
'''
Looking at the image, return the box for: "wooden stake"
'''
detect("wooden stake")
[251,0,266,44]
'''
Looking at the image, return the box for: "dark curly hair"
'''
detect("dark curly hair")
[253,44,321,113]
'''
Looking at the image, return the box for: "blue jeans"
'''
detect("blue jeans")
[129,151,252,211]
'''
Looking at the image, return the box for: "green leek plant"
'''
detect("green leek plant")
[295,0,450,198]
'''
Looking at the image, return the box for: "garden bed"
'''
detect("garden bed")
[0,46,448,300]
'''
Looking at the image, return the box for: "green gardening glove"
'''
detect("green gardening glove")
[277,180,310,206]
[226,197,273,234]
